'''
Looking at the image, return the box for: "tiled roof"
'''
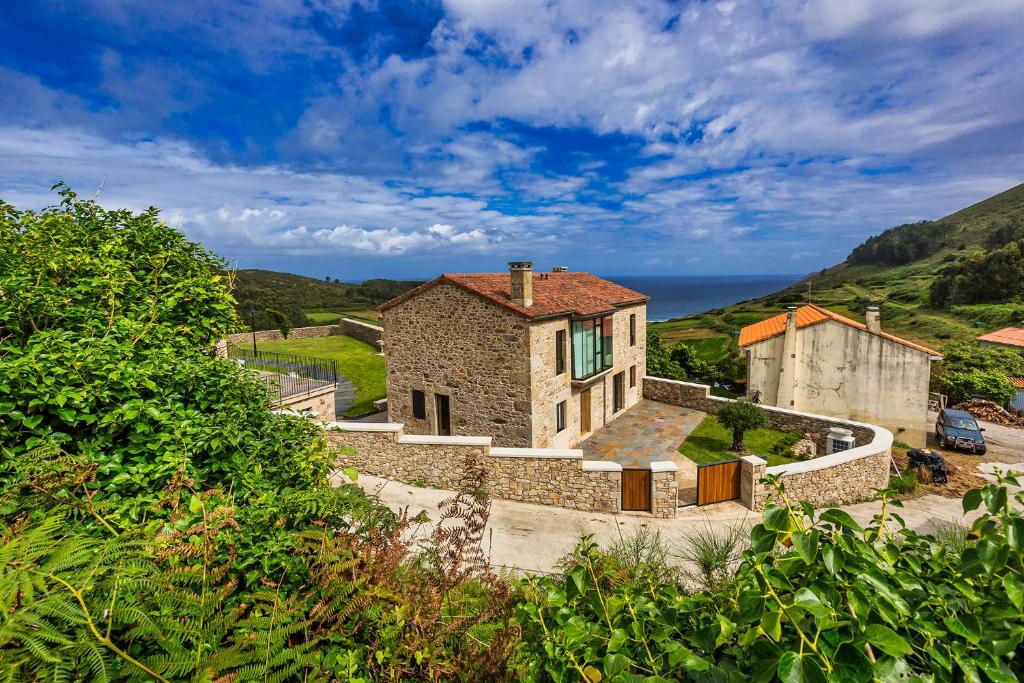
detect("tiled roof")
[379,271,648,319]
[738,304,942,357]
[1009,377,1024,390]
[977,327,1024,348]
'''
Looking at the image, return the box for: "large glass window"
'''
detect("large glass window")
[571,316,614,380]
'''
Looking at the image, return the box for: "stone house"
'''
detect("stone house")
[379,262,648,448]
[739,304,942,447]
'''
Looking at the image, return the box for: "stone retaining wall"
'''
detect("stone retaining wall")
[325,421,680,517]
[281,386,336,422]
[644,376,892,509]
[327,422,621,512]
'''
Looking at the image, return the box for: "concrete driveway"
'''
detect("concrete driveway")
[345,472,993,575]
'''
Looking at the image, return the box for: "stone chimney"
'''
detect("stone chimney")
[551,265,568,272]
[865,306,881,334]
[509,261,533,307]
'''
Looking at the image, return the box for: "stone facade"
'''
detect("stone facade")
[745,316,936,447]
[528,304,646,449]
[644,376,893,510]
[326,422,621,512]
[382,282,646,449]
[382,283,534,446]
[281,386,336,422]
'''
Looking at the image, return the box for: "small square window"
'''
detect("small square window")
[412,390,426,419]
[556,400,566,433]
[629,365,637,388]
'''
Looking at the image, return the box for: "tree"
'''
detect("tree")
[717,401,767,452]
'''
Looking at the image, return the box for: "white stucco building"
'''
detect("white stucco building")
[739,304,942,447]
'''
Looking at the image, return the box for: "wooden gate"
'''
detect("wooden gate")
[696,460,741,505]
[621,469,651,512]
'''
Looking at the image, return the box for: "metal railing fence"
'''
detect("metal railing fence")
[227,347,337,403]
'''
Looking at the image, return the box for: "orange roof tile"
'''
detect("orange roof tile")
[977,327,1024,348]
[1009,377,1024,389]
[738,304,941,357]
[379,271,648,319]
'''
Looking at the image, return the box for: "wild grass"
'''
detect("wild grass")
[673,521,750,592]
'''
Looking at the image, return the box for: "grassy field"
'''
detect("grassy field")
[250,335,385,416]
[679,415,798,467]
[304,309,380,325]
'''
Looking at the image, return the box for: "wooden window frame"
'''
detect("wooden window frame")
[629,365,637,388]
[556,400,566,433]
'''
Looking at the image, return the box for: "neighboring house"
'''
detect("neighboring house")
[977,327,1024,350]
[379,262,648,448]
[1010,378,1024,414]
[739,304,942,447]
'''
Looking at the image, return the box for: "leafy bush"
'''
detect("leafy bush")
[717,401,768,451]
[887,470,918,495]
[930,241,1024,307]
[847,219,947,265]
[769,431,803,460]
[940,369,1017,405]
[516,477,1024,681]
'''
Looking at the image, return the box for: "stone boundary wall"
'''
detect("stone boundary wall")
[324,421,679,517]
[280,385,336,423]
[643,376,892,509]
[224,319,383,349]
[337,318,383,348]
[225,324,342,345]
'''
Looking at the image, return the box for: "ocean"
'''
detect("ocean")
[603,275,804,323]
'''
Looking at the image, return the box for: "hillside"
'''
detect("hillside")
[231,269,421,330]
[651,182,1024,352]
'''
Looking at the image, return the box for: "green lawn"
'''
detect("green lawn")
[303,309,380,325]
[247,335,385,417]
[304,311,342,323]
[679,415,799,467]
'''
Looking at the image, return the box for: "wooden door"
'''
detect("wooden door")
[435,394,451,436]
[697,460,742,505]
[580,389,591,434]
[621,469,651,511]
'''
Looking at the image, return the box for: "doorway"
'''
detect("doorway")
[435,394,451,436]
[580,388,591,434]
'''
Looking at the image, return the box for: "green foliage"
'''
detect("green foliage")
[716,401,768,451]
[679,415,799,467]
[940,369,1017,405]
[847,220,948,265]
[645,331,688,382]
[769,431,804,460]
[673,522,749,592]
[887,470,919,495]
[516,477,1024,681]
[931,241,1024,307]
[669,343,716,381]
[232,269,418,331]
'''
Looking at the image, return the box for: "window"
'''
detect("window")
[411,390,426,419]
[555,329,566,375]
[629,365,637,388]
[629,313,636,346]
[556,400,566,432]
[613,372,625,412]
[571,315,614,380]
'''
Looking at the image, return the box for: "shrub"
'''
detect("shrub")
[716,401,768,451]
[673,521,749,592]
[887,470,919,495]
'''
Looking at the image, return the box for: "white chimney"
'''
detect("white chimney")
[866,306,881,334]
[777,306,800,408]
[509,261,533,307]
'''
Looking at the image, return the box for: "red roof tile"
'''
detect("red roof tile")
[738,304,941,357]
[1009,377,1024,389]
[380,271,648,319]
[977,327,1024,348]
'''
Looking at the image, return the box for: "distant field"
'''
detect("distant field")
[304,311,341,323]
[246,335,385,417]
[674,336,734,363]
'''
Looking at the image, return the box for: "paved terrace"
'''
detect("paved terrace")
[580,399,704,504]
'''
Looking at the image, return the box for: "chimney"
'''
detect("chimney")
[777,306,800,408]
[552,265,568,272]
[866,306,881,334]
[509,261,533,307]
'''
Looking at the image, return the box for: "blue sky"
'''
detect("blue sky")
[1,0,1023,281]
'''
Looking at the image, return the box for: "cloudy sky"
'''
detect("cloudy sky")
[2,1,1023,280]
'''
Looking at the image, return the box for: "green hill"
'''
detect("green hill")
[651,182,1024,351]
[231,269,421,330]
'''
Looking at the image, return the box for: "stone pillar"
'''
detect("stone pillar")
[740,455,768,511]
[777,306,799,409]
[649,461,678,518]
